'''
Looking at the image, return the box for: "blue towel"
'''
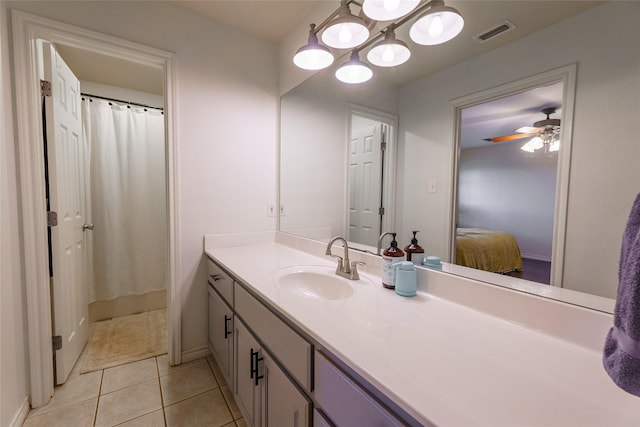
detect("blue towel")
[604,193,640,396]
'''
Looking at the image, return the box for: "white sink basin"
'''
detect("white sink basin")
[276,266,360,300]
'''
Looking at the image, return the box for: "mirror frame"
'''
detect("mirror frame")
[449,63,577,288]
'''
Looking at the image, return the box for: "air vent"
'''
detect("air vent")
[473,21,516,44]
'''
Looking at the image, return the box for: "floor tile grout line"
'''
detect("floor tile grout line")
[162,383,223,409]
[156,356,169,426]
[206,355,239,422]
[93,369,104,427]
[24,394,99,420]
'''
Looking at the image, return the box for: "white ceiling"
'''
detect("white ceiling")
[171,1,604,86]
[460,81,564,149]
[172,0,322,42]
[55,1,605,93]
[55,1,598,138]
[55,44,164,95]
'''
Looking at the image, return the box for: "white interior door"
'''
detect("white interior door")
[348,124,383,247]
[42,42,89,385]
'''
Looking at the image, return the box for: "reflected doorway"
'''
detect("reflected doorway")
[454,82,564,285]
[347,108,397,248]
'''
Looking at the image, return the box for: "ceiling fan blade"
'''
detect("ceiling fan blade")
[515,126,542,134]
[483,133,535,143]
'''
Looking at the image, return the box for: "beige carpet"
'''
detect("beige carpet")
[80,308,167,374]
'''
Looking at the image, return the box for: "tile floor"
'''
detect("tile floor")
[23,350,245,427]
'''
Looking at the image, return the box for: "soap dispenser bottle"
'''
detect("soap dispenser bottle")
[382,233,404,289]
[404,231,424,265]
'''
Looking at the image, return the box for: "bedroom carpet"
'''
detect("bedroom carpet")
[80,308,167,374]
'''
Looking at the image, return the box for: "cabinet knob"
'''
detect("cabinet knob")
[209,274,222,282]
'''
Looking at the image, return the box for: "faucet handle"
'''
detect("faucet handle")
[350,261,365,280]
[328,253,343,262]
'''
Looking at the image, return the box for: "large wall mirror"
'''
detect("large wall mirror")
[280,2,640,312]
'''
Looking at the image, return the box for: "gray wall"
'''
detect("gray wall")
[458,143,557,261]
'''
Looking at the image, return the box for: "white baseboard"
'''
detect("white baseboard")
[521,253,552,262]
[181,346,211,363]
[9,397,30,427]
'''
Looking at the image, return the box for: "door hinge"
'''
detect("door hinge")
[52,335,62,351]
[381,141,387,151]
[47,211,58,227]
[379,206,385,216]
[40,80,52,97]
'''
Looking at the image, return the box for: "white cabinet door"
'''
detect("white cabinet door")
[234,318,262,427]
[262,351,310,427]
[208,284,233,383]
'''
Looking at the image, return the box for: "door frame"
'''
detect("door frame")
[449,63,577,287]
[11,10,181,407]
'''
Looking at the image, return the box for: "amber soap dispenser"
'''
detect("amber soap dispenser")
[382,233,404,289]
[404,231,425,265]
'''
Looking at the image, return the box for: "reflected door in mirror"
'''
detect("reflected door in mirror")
[349,120,385,247]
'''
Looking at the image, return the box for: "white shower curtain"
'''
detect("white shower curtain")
[82,98,167,302]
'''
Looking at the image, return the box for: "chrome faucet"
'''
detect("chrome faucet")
[325,236,362,280]
[377,231,395,255]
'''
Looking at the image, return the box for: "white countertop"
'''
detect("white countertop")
[205,238,640,426]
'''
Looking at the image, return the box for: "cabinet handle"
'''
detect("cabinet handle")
[253,349,264,386]
[250,348,257,379]
[224,315,231,339]
[209,274,222,282]
[250,348,264,385]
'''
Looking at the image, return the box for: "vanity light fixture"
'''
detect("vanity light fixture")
[293,24,335,70]
[409,0,464,45]
[362,0,420,21]
[335,51,373,84]
[293,0,465,83]
[321,1,370,49]
[367,28,411,67]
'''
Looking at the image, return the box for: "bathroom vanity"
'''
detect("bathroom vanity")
[204,231,640,426]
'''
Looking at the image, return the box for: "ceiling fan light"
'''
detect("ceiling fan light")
[335,51,373,84]
[293,28,335,70]
[520,143,535,153]
[521,136,543,152]
[322,2,370,49]
[366,29,411,67]
[409,0,464,45]
[531,136,544,150]
[362,0,420,21]
[549,138,560,152]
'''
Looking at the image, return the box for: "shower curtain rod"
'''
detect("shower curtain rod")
[81,92,164,111]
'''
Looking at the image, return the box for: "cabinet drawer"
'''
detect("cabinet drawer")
[207,258,234,306]
[235,283,311,392]
[315,351,404,427]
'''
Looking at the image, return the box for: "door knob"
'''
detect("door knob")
[82,223,94,231]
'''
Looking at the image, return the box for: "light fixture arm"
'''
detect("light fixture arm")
[346,0,444,51]
[311,0,358,36]
[311,0,434,36]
